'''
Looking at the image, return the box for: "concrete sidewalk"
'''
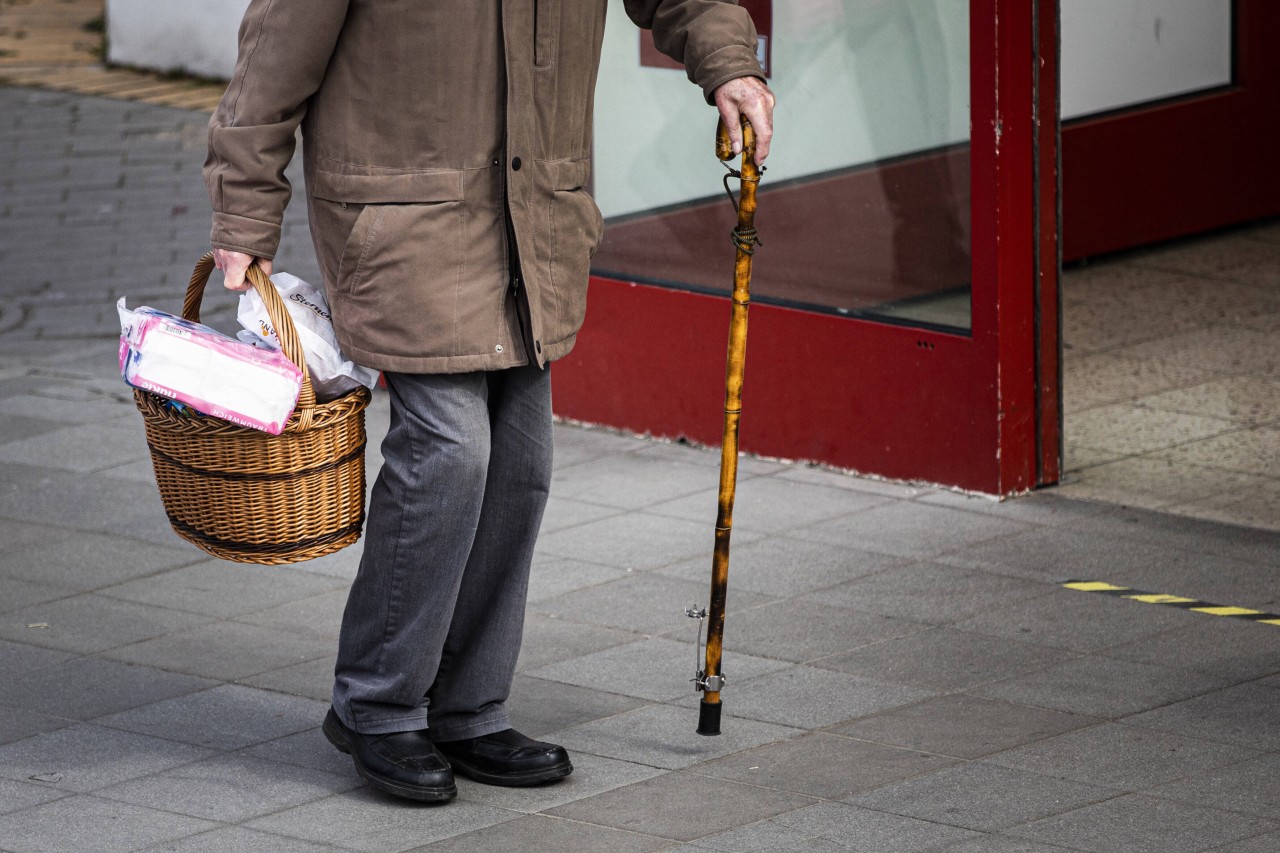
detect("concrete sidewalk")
[2,86,1280,853]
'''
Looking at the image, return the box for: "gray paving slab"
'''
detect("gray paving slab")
[937,838,1081,853]
[692,801,983,852]
[952,588,1198,653]
[849,763,1119,832]
[1008,794,1278,853]
[103,619,334,681]
[1208,832,1280,853]
[536,496,623,535]
[94,684,328,751]
[410,813,672,852]
[1098,619,1280,682]
[513,612,641,673]
[0,418,150,473]
[452,752,663,814]
[546,770,815,842]
[774,464,933,498]
[549,703,802,770]
[647,476,891,534]
[717,664,937,730]
[1150,753,1280,821]
[100,562,344,620]
[972,655,1235,719]
[985,722,1261,791]
[0,723,214,792]
[692,731,960,799]
[798,501,1031,560]
[937,526,1177,583]
[832,694,1100,760]
[549,423,651,468]
[0,707,73,747]
[533,510,762,572]
[715,598,928,663]
[239,727,355,778]
[525,556,631,602]
[134,826,352,852]
[1123,684,1280,751]
[548,452,748,511]
[526,636,790,703]
[0,795,218,853]
[506,675,647,738]
[0,529,196,592]
[232,588,349,642]
[239,656,335,702]
[246,788,516,852]
[529,572,777,637]
[812,562,1053,625]
[0,655,215,721]
[0,593,212,655]
[818,626,1077,691]
[0,779,67,816]
[0,577,71,614]
[94,752,359,823]
[656,535,904,597]
[0,639,75,682]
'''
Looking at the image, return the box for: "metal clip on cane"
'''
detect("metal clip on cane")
[686,604,726,694]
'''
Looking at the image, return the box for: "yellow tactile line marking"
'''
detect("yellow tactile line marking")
[1062,581,1280,627]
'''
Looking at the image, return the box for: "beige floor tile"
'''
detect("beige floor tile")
[1242,219,1280,245]
[1065,404,1239,457]
[1061,444,1124,474]
[1127,233,1280,288]
[1107,325,1280,377]
[1164,477,1280,533]
[1055,456,1273,511]
[1060,262,1185,306]
[1234,309,1280,335]
[1137,377,1280,426]
[1062,352,1219,411]
[1063,276,1280,355]
[1153,426,1280,479]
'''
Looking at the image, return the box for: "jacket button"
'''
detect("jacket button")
[495,344,504,353]
[511,157,522,171]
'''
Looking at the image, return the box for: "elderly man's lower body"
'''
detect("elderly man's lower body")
[321,362,572,802]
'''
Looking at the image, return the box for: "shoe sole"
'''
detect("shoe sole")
[443,754,574,787]
[322,714,457,803]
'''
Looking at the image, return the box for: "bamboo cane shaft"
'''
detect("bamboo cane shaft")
[702,118,760,711]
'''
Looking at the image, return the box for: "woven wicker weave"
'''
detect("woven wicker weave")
[133,254,370,564]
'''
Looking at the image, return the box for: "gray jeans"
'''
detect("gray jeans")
[332,363,552,739]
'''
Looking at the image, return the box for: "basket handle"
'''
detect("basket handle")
[183,253,317,427]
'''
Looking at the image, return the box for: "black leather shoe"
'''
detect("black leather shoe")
[322,708,457,802]
[434,728,573,786]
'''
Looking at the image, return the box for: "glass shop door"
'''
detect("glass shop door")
[553,0,1061,496]
[1062,0,1280,260]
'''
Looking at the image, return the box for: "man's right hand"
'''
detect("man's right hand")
[212,248,274,292]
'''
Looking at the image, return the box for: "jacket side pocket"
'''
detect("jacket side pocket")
[534,0,560,67]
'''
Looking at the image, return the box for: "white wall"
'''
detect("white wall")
[1061,0,1233,119]
[106,0,249,79]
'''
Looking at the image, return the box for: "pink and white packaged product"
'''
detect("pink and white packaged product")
[117,298,303,435]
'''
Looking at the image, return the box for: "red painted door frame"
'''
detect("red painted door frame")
[1063,0,1280,260]
[553,0,1060,496]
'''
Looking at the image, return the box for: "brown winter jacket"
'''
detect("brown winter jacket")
[205,0,762,373]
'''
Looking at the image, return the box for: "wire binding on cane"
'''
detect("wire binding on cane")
[722,163,765,255]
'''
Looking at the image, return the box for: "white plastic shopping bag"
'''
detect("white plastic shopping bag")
[237,273,378,402]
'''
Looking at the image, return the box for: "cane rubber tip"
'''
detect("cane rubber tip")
[696,700,723,736]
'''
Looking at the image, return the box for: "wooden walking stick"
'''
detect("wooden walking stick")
[690,117,763,736]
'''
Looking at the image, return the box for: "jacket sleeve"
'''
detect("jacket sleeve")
[204,0,350,259]
[624,0,763,102]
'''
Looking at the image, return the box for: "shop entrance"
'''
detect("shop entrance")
[555,0,1059,496]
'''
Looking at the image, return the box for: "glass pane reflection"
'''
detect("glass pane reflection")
[592,0,972,331]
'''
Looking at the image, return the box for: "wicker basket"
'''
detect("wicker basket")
[133,254,371,564]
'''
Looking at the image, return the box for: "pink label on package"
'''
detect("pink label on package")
[118,300,303,435]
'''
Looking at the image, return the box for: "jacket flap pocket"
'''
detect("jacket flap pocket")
[552,158,591,191]
[311,169,464,204]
